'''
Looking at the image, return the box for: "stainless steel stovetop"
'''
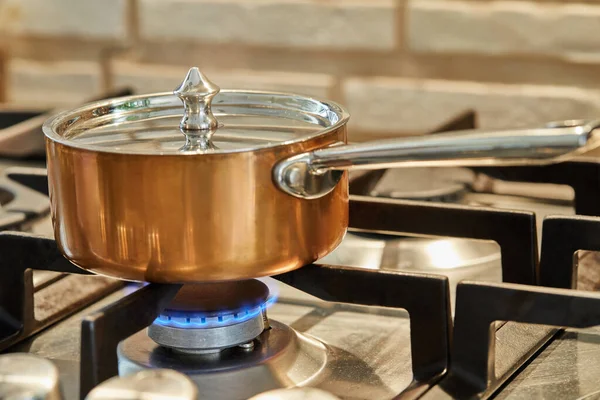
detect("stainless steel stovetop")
[9,280,415,400]
[4,109,600,400]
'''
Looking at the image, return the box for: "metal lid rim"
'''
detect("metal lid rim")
[42,89,350,156]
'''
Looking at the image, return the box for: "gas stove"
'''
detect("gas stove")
[3,110,600,399]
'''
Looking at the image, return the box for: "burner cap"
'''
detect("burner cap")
[371,167,475,202]
[148,279,270,353]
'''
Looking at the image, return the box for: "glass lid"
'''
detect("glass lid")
[42,67,349,155]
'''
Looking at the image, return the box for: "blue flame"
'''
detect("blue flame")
[153,294,278,329]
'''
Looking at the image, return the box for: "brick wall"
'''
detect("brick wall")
[2,0,600,140]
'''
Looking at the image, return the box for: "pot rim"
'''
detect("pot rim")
[42,89,350,156]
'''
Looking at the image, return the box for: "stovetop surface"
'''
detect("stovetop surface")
[7,162,600,400]
[496,325,600,400]
[5,157,600,399]
[10,280,413,400]
[5,108,600,399]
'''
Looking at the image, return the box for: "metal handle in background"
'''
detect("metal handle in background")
[273,120,600,199]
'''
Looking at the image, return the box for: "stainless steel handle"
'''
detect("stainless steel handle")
[273,120,600,199]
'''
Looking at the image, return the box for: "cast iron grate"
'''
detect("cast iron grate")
[423,214,600,399]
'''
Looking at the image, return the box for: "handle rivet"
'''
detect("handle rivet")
[285,167,303,188]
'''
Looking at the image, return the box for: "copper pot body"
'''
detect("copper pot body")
[45,126,348,283]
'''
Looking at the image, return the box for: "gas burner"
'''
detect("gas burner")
[320,232,500,272]
[370,167,475,202]
[119,276,330,400]
[148,280,271,354]
[119,321,328,400]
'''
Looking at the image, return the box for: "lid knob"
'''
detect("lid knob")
[174,67,220,133]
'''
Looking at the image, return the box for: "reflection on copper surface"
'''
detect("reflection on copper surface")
[46,126,348,282]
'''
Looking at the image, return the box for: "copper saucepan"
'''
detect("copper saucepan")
[42,67,599,283]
